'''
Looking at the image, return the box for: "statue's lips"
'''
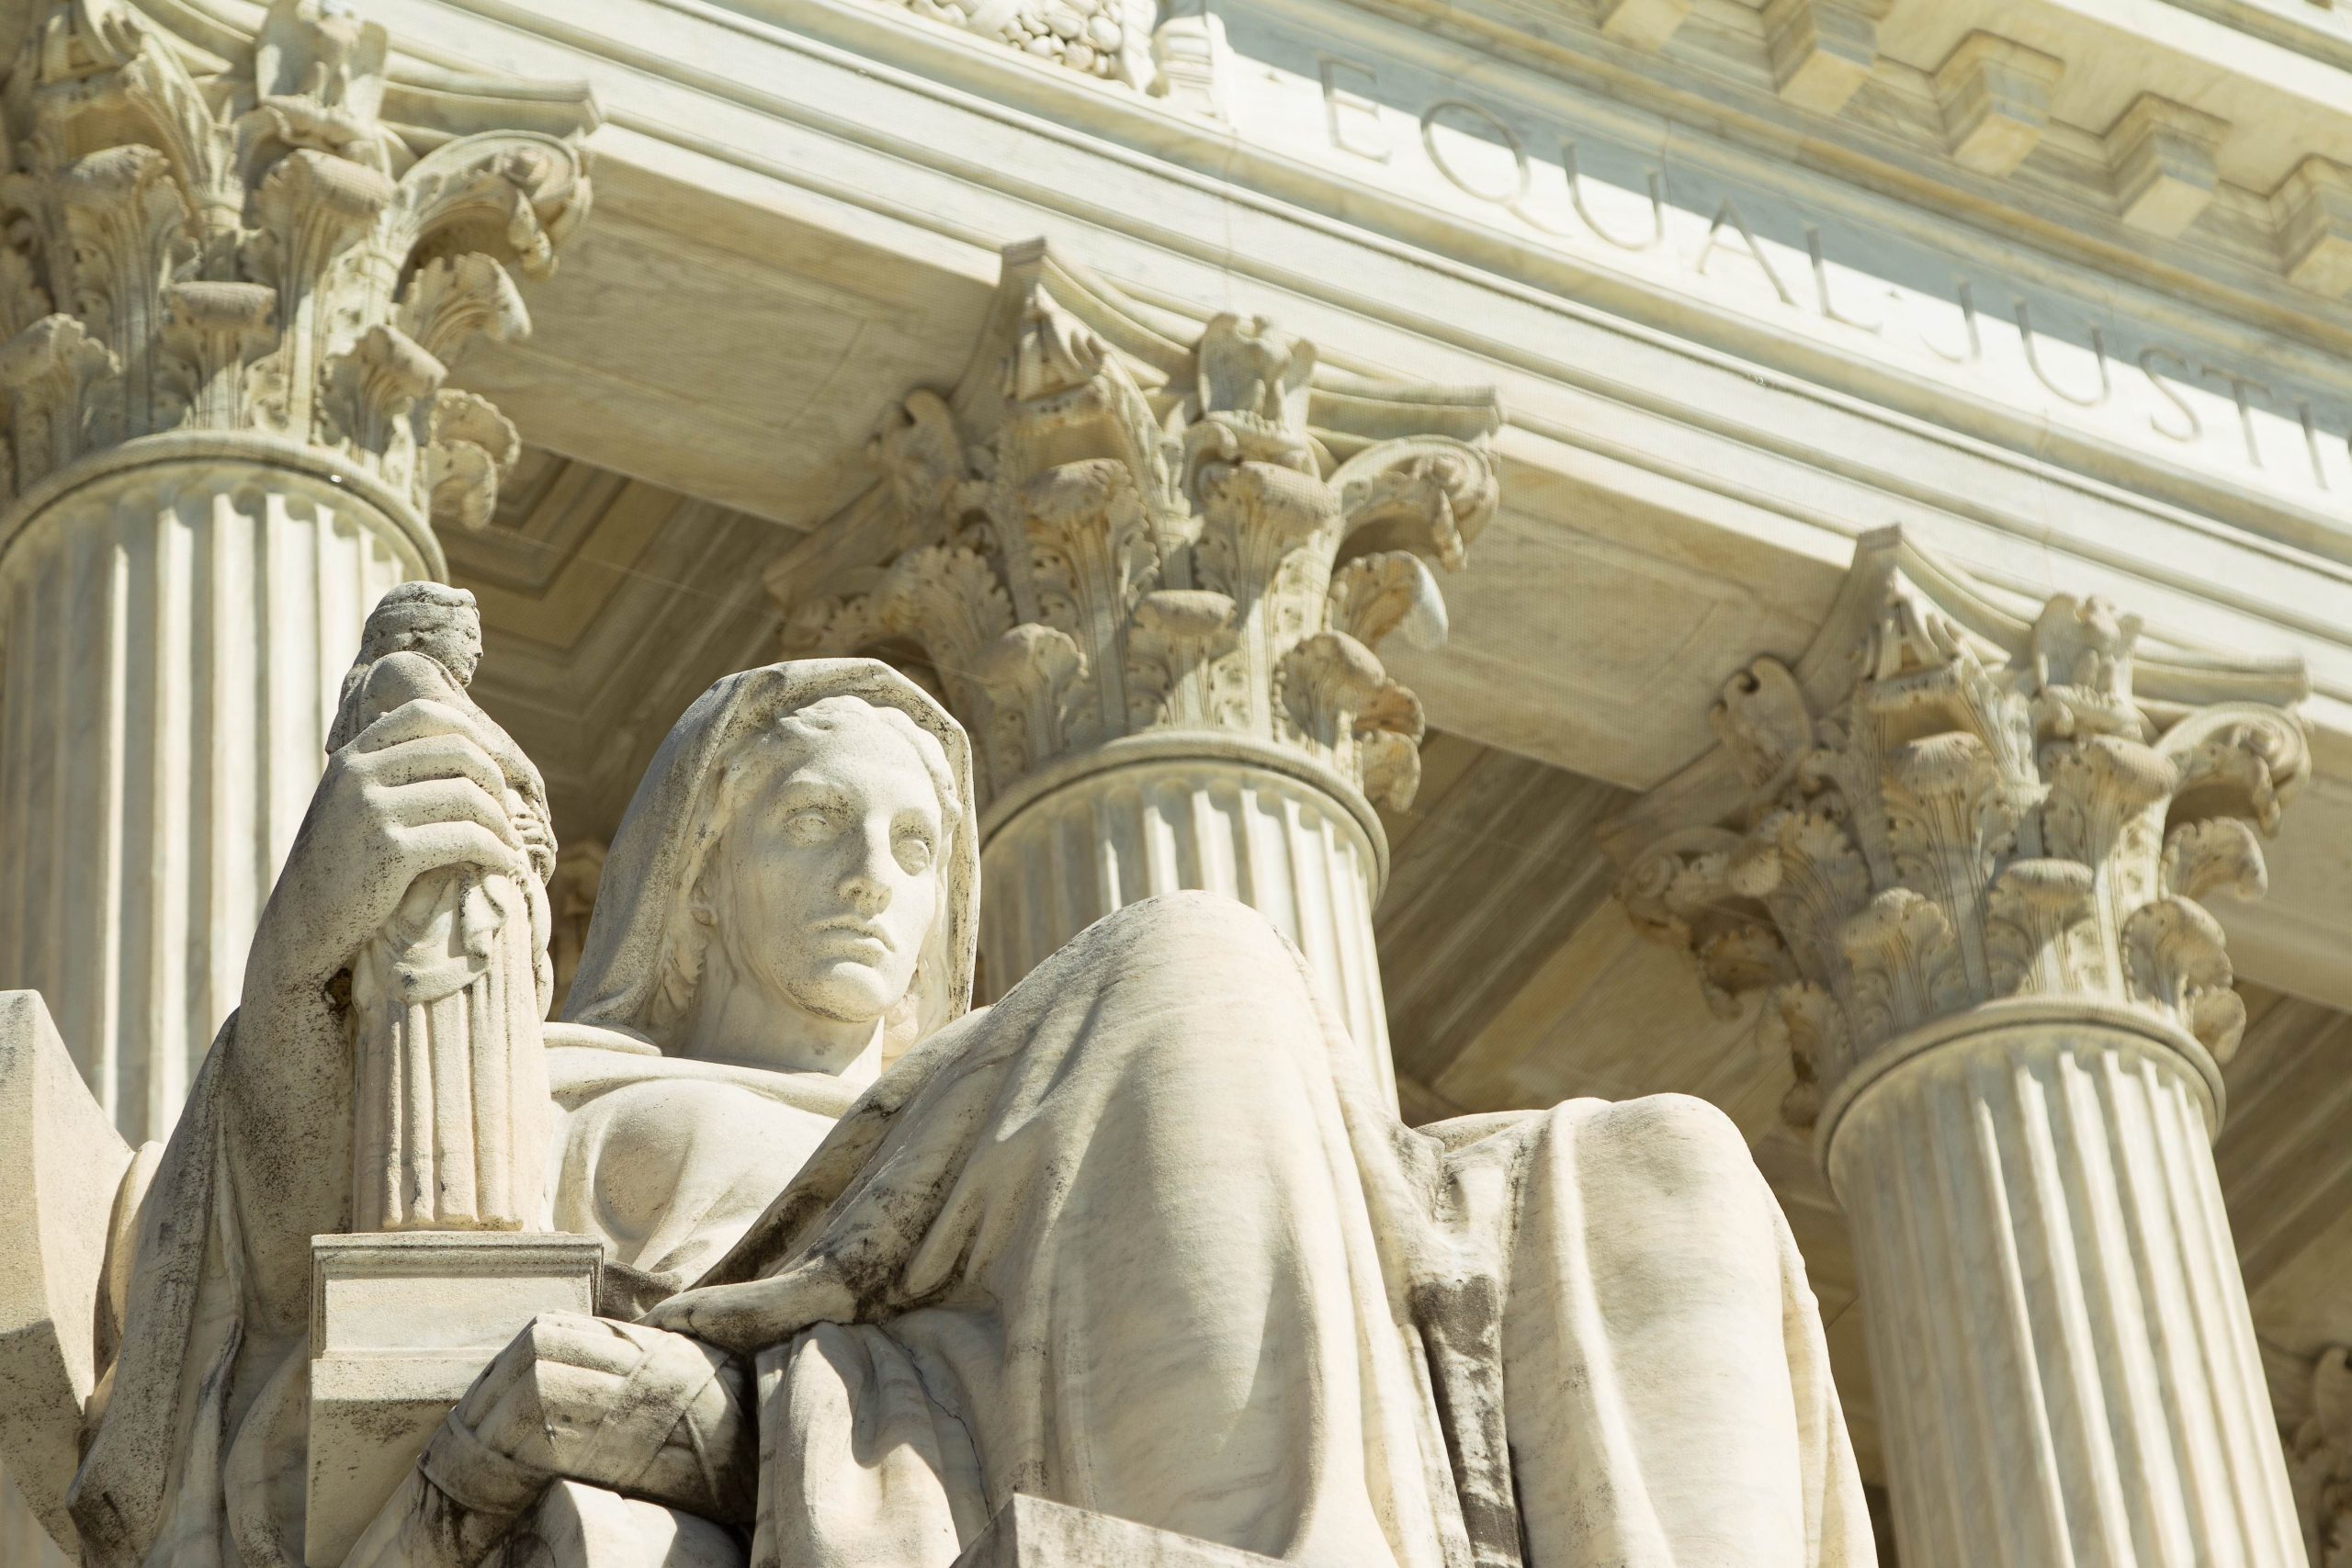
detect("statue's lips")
[811,917,892,954]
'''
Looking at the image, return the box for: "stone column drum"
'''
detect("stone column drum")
[0,446,420,1136]
[1611,532,2312,1566]
[775,244,1501,1102]
[0,0,594,1141]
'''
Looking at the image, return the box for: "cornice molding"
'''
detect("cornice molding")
[0,0,602,137]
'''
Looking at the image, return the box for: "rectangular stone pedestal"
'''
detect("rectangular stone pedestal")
[951,1496,1283,1567]
[305,1231,603,1568]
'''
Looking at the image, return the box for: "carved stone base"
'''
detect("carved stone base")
[306,1232,603,1568]
[952,1496,1283,1567]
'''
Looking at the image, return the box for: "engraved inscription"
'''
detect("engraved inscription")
[1219,25,2352,514]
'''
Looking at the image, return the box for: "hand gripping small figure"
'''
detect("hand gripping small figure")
[328,581,559,1231]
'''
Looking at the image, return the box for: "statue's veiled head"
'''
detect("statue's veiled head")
[560,660,979,1074]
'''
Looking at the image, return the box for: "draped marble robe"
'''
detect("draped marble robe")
[67,661,1874,1568]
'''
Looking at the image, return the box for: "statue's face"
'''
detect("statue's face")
[403,617,482,687]
[713,711,944,1026]
[443,616,484,686]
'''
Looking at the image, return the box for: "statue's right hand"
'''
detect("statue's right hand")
[243,697,530,1011]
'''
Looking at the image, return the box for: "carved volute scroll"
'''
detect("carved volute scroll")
[0,0,596,532]
[774,243,1502,818]
[1604,529,2310,1130]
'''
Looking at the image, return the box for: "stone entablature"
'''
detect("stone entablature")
[767,0,2352,307]
[325,0,2352,559]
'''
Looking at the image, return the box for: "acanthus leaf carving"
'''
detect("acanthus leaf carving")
[0,310,118,487]
[1984,856,2099,998]
[1328,549,1448,652]
[876,543,1018,716]
[0,0,597,522]
[1611,533,2309,1127]
[1712,656,1818,801]
[971,622,1084,791]
[324,321,442,468]
[157,277,273,427]
[1619,826,1793,1021]
[2288,1345,2352,1568]
[2120,896,2242,1059]
[1126,587,1238,732]
[2161,817,2267,905]
[1329,434,1498,570]
[2157,702,2312,833]
[424,387,519,533]
[772,251,1504,816]
[870,387,981,538]
[398,252,527,366]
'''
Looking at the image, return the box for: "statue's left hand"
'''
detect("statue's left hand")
[245,695,531,1013]
[638,1272,857,1354]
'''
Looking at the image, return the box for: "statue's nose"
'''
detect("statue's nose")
[842,862,889,916]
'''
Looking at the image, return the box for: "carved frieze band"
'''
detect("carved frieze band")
[770,243,1500,818]
[1603,529,2311,1129]
[0,0,596,535]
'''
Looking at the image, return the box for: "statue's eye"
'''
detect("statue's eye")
[781,807,836,845]
[895,829,936,874]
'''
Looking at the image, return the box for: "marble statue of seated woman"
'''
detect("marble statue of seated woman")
[55,657,1873,1568]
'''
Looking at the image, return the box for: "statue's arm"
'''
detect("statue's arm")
[221,696,533,1333]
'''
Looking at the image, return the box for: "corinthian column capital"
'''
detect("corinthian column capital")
[782,241,1500,817]
[772,242,1501,1094]
[0,0,596,545]
[1607,528,2310,1132]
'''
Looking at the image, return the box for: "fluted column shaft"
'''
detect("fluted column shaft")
[978,740,1392,1090]
[0,443,425,1141]
[1827,1000,2303,1567]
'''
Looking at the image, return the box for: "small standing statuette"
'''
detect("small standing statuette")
[330,581,556,1232]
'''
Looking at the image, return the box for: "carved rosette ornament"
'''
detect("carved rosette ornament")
[0,0,590,534]
[772,243,1500,1096]
[1607,528,2313,1568]
[1612,533,2308,1131]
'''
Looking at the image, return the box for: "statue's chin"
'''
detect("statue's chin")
[783,961,899,1029]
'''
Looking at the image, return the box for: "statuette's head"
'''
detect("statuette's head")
[349,581,485,688]
[692,695,956,1031]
